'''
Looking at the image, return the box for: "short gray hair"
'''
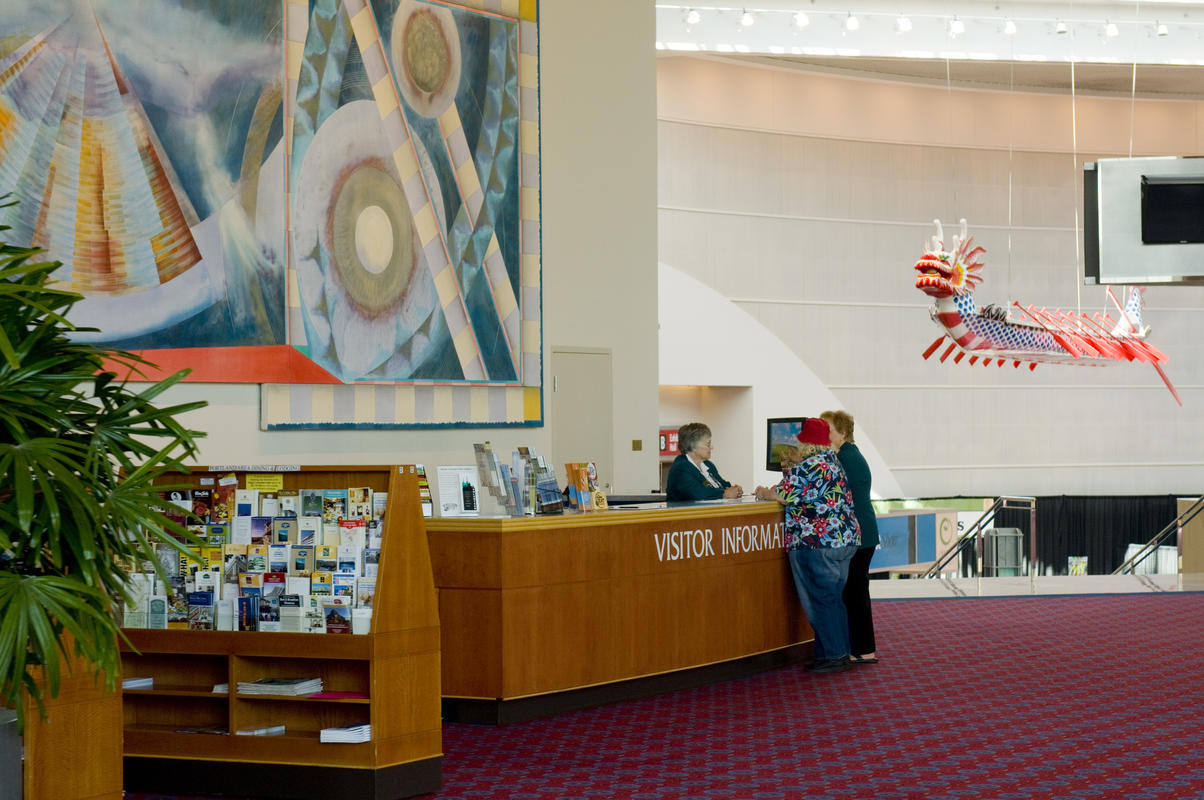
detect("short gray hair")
[677,422,712,455]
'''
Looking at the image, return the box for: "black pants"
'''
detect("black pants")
[843,546,877,656]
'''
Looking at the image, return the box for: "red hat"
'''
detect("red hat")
[796,417,831,446]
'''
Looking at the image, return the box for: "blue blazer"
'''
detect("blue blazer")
[665,454,731,501]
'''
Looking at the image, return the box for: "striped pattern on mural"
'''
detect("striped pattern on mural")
[262,0,541,429]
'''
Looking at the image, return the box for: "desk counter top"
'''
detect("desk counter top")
[426,497,778,529]
[427,501,810,710]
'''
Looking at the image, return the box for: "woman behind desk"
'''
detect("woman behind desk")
[665,422,743,501]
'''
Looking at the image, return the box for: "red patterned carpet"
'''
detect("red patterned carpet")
[129,593,1204,799]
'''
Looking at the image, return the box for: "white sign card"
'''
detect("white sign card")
[436,466,481,517]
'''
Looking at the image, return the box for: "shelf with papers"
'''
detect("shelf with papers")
[122,686,229,699]
[124,629,374,659]
[234,694,371,704]
[231,655,370,697]
[120,465,441,800]
[123,726,377,766]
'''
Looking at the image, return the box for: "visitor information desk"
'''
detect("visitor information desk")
[426,499,811,723]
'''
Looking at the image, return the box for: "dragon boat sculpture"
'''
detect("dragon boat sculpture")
[913,219,1180,405]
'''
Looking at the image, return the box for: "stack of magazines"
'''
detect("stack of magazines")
[234,724,286,736]
[319,723,371,743]
[236,677,323,696]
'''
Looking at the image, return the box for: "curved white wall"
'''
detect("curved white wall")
[659,262,903,496]
[658,54,1204,497]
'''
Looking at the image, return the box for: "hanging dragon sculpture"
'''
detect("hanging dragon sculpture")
[913,219,1180,405]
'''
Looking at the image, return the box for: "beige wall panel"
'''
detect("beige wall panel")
[658,55,1204,498]
[662,55,1204,155]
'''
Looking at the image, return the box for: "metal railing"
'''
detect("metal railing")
[1112,496,1204,575]
[921,496,1037,579]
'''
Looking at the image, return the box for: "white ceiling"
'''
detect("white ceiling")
[656,1,1204,97]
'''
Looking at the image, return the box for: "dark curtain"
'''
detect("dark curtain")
[994,495,1179,575]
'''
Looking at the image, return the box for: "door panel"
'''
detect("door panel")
[551,349,613,491]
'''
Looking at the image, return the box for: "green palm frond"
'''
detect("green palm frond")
[0,573,120,722]
[0,212,207,732]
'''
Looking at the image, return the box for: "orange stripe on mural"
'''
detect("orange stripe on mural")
[102,346,343,384]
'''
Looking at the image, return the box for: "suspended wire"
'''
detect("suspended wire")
[1128,67,1138,159]
[1069,50,1082,315]
[945,56,954,245]
[1128,0,1141,158]
[1124,0,1142,309]
[1006,57,1014,307]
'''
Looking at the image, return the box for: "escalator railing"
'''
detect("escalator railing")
[921,496,1037,579]
[1112,496,1204,575]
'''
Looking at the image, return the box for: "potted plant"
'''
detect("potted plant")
[0,202,207,740]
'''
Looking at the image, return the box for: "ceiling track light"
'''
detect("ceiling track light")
[1157,21,1169,37]
[793,11,809,29]
[949,16,965,35]
[845,12,860,32]
[740,9,754,27]
[685,8,701,26]
[895,15,912,33]
[1003,19,1017,35]
[1105,20,1119,38]
[1055,20,1068,35]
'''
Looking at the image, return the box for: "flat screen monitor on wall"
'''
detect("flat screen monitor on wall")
[1140,175,1204,244]
[1084,156,1204,285]
[766,417,807,471]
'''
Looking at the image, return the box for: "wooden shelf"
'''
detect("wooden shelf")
[124,726,377,765]
[124,623,374,658]
[121,465,441,800]
[127,722,231,735]
[124,686,228,699]
[234,694,371,704]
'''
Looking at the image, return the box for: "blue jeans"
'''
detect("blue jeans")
[788,545,857,661]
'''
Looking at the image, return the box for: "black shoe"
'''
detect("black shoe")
[805,657,851,674]
[803,657,840,670]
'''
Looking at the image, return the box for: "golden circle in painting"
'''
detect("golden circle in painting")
[405,12,450,93]
[329,161,414,314]
[391,0,461,118]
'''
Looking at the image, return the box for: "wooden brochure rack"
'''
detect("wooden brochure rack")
[120,465,441,800]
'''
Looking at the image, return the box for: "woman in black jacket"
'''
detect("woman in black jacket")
[821,410,880,665]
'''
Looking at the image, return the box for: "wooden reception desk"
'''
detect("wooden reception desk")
[426,499,812,723]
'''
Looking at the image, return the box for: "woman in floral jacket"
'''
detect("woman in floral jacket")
[755,417,861,674]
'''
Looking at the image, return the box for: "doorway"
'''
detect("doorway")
[550,348,613,491]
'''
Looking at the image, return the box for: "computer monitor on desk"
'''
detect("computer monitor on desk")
[765,416,808,471]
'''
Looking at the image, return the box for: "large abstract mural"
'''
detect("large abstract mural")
[0,0,541,428]
[0,0,286,349]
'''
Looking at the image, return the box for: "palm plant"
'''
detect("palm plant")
[0,206,206,731]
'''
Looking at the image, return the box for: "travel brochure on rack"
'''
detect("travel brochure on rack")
[433,444,567,517]
[122,468,407,636]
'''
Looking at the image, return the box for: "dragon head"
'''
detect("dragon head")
[914,219,985,299]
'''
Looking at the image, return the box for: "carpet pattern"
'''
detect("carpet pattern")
[127,593,1204,799]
